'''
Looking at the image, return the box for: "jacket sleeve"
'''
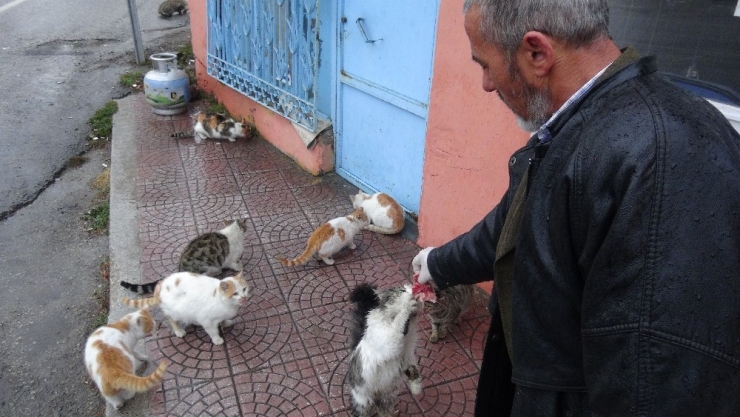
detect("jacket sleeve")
[426,191,510,291]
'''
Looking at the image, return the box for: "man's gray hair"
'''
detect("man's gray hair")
[463,0,610,59]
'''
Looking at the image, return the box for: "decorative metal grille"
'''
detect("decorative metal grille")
[207,0,320,131]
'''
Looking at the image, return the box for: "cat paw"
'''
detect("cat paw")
[174,329,186,338]
[211,336,224,345]
[321,257,335,265]
[228,138,236,142]
[221,319,234,328]
[429,333,439,343]
[348,242,357,250]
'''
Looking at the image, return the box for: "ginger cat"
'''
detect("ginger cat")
[123,271,250,345]
[277,208,369,266]
[84,308,168,409]
[350,191,405,235]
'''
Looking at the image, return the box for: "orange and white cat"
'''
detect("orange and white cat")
[84,308,168,409]
[278,208,369,266]
[350,191,405,235]
[123,271,250,345]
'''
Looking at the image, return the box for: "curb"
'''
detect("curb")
[107,94,152,417]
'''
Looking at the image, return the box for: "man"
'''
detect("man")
[412,0,740,415]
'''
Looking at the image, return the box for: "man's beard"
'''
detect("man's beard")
[500,63,553,133]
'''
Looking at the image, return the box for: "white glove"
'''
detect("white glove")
[411,247,435,284]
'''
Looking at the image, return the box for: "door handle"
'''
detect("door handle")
[356,18,382,43]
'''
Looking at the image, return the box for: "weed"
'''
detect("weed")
[92,257,110,328]
[85,202,109,233]
[92,167,110,198]
[66,155,88,169]
[120,70,144,89]
[88,101,118,139]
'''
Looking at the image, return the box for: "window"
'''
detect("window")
[206,0,320,131]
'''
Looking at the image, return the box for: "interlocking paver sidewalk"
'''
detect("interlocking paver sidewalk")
[111,93,491,416]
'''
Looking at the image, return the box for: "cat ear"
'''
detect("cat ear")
[234,270,243,280]
[219,281,229,292]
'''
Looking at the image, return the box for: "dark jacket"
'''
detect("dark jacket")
[428,50,740,416]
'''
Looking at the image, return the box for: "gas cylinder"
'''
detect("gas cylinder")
[143,52,191,115]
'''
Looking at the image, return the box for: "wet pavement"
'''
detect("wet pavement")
[112,93,491,416]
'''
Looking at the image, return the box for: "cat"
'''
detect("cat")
[347,283,422,417]
[350,191,405,235]
[158,0,188,18]
[277,208,369,266]
[122,271,250,345]
[120,219,246,294]
[425,285,473,343]
[84,308,168,409]
[171,111,250,144]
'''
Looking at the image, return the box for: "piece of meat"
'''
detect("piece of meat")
[412,273,437,303]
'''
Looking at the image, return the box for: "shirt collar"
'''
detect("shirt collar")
[536,63,612,144]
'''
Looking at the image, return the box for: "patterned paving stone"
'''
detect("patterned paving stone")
[229,155,279,173]
[138,180,191,206]
[241,189,301,217]
[236,170,291,194]
[336,255,410,290]
[232,360,331,417]
[226,311,309,372]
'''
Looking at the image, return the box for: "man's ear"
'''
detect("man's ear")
[517,31,555,78]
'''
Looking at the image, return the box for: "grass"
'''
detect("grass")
[85,202,109,233]
[88,100,118,139]
[92,167,110,197]
[120,70,143,89]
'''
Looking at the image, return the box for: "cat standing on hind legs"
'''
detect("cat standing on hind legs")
[277,208,369,266]
[347,283,422,417]
[84,308,168,409]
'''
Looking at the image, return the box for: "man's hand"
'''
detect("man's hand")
[411,247,435,284]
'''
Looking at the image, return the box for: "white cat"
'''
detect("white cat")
[84,308,168,409]
[123,271,250,345]
[347,283,422,417]
[350,191,405,235]
[277,208,369,266]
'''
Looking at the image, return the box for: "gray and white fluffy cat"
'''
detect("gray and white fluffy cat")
[120,219,247,294]
[347,283,422,417]
[425,285,473,343]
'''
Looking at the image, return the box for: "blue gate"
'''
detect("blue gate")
[206,0,320,132]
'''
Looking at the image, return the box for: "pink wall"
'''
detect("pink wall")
[419,0,529,290]
[188,1,334,176]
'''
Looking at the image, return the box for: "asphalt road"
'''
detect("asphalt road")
[0,0,191,415]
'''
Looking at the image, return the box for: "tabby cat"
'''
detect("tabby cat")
[158,0,188,18]
[123,271,250,345]
[350,191,405,235]
[120,219,246,294]
[425,285,473,343]
[171,111,249,144]
[277,209,369,266]
[84,308,168,409]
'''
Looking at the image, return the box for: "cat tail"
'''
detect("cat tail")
[113,360,169,393]
[170,130,194,138]
[119,279,160,295]
[363,224,403,235]
[277,241,320,267]
[121,294,160,309]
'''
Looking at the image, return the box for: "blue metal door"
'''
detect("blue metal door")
[336,1,440,215]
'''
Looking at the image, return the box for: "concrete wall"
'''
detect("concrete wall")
[419,0,528,291]
[188,1,334,176]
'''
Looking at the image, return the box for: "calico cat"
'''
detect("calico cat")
[171,111,249,144]
[123,271,250,345]
[158,0,188,18]
[84,308,168,409]
[425,285,473,343]
[350,191,405,235]
[347,283,422,417]
[120,219,246,294]
[277,208,369,266]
